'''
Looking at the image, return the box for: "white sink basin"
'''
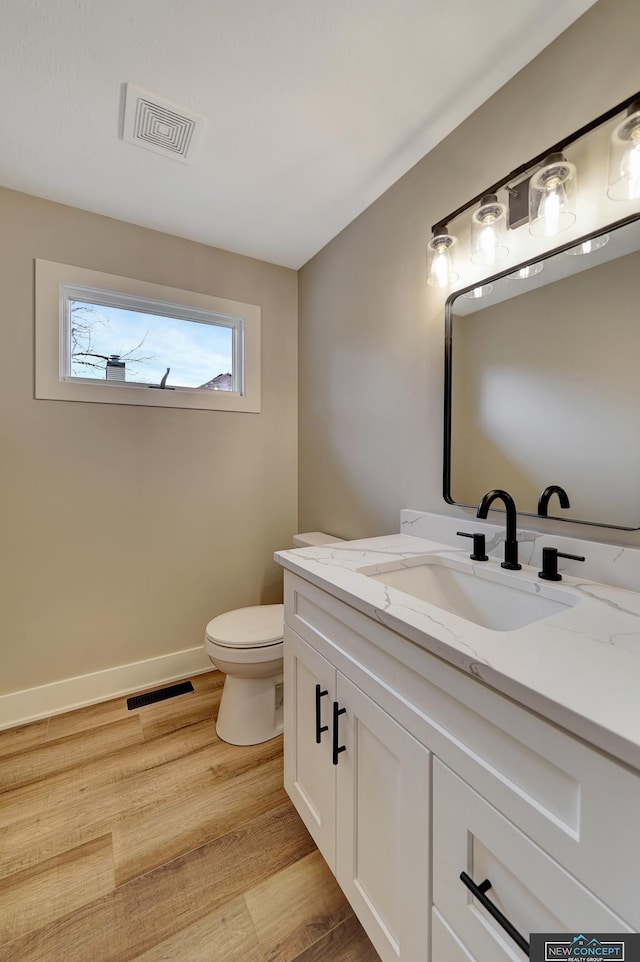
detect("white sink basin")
[359,556,579,631]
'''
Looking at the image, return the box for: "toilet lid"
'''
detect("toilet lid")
[205,604,284,649]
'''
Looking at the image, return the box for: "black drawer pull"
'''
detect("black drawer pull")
[460,872,529,956]
[315,684,329,743]
[332,701,347,765]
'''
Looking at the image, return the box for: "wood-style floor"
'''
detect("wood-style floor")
[0,671,380,961]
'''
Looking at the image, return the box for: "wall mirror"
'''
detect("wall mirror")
[444,213,640,530]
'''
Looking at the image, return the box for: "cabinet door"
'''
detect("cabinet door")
[283,627,337,869]
[335,673,431,962]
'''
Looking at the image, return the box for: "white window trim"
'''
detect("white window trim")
[35,260,261,413]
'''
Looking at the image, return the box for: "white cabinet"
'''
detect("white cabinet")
[284,626,431,962]
[282,571,637,962]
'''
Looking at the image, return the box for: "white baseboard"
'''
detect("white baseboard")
[0,647,213,731]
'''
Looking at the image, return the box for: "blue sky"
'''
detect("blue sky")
[70,301,234,388]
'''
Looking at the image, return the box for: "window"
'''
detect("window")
[36,261,261,412]
[66,292,239,391]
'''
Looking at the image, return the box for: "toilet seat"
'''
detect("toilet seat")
[205,604,284,650]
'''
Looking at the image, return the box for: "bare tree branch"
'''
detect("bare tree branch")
[70,303,156,378]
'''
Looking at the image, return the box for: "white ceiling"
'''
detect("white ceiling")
[0,0,597,269]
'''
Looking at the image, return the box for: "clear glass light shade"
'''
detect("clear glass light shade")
[566,233,609,255]
[426,231,458,288]
[529,155,577,237]
[470,195,508,265]
[607,106,640,201]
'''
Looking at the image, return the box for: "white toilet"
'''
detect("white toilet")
[204,532,342,745]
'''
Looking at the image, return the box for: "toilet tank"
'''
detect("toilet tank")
[292,531,344,548]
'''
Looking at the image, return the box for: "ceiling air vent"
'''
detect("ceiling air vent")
[121,84,206,163]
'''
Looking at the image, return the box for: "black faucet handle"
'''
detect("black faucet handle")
[538,547,586,581]
[457,531,488,562]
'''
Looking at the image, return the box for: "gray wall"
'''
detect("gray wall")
[298,0,640,546]
[0,189,297,695]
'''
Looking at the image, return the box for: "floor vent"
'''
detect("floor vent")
[127,680,194,710]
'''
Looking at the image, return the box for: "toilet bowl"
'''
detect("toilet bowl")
[204,532,342,745]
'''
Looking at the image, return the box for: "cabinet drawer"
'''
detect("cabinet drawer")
[432,910,479,962]
[285,572,640,926]
[432,759,632,962]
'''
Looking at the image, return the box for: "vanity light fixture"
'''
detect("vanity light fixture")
[608,101,640,201]
[528,153,577,237]
[566,233,609,255]
[470,194,509,265]
[508,262,544,280]
[427,90,640,289]
[427,227,458,288]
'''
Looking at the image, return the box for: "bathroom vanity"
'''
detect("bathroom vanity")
[275,514,640,962]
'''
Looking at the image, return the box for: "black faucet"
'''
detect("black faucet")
[476,489,521,570]
[538,485,570,517]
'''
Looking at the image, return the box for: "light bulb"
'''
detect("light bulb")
[628,139,640,199]
[529,154,577,237]
[427,229,458,288]
[608,103,640,201]
[430,248,451,287]
[471,195,508,265]
[479,222,499,261]
[538,184,563,235]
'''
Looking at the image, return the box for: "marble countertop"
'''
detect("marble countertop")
[276,532,640,771]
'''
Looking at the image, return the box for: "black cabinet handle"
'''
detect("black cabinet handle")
[332,701,347,765]
[315,684,329,743]
[459,872,529,956]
